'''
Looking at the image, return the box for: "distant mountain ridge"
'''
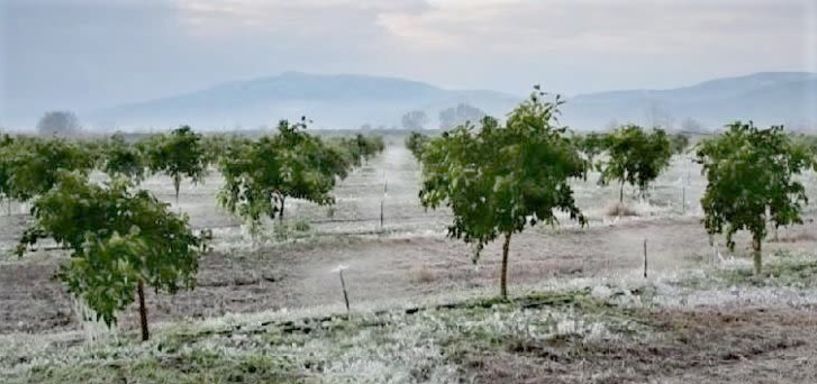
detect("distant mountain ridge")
[563,72,817,130]
[91,71,817,131]
[92,71,519,131]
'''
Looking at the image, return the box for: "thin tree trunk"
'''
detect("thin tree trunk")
[619,181,625,204]
[137,279,149,341]
[500,233,512,299]
[279,196,286,223]
[173,176,181,206]
[752,236,762,276]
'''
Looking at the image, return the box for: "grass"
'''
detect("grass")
[2,290,647,384]
[678,251,817,289]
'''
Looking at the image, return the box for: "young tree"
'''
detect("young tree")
[405,131,430,160]
[697,122,816,275]
[599,124,673,203]
[218,119,350,235]
[419,89,586,298]
[143,126,209,204]
[669,133,690,155]
[100,133,147,183]
[573,132,607,166]
[16,173,204,341]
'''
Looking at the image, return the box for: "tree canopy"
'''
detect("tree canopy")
[36,111,81,137]
[0,137,95,203]
[17,173,204,340]
[142,126,209,203]
[696,122,816,274]
[100,133,148,183]
[218,119,357,236]
[598,124,673,203]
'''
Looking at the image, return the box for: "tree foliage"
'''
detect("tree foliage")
[696,122,816,274]
[143,126,209,202]
[573,132,606,166]
[37,111,81,137]
[17,172,204,340]
[405,131,430,160]
[218,118,360,235]
[669,133,691,155]
[419,89,586,297]
[100,133,147,183]
[598,124,673,202]
[0,137,95,202]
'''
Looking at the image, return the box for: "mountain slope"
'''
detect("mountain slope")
[92,72,519,130]
[92,71,817,131]
[562,72,817,130]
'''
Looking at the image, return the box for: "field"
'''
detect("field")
[2,139,817,383]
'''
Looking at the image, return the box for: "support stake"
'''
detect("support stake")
[333,265,350,312]
[380,199,384,231]
[643,239,648,279]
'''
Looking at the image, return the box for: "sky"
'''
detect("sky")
[1,0,816,126]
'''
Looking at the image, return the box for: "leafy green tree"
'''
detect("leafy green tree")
[0,134,15,213]
[573,132,607,167]
[669,133,691,155]
[405,131,430,159]
[419,89,587,298]
[2,137,95,203]
[17,173,204,341]
[100,133,147,183]
[143,126,209,204]
[599,124,673,203]
[219,119,350,235]
[696,122,816,275]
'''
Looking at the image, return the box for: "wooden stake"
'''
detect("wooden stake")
[339,270,350,312]
[380,199,384,231]
[643,239,648,279]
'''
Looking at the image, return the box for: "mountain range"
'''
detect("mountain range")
[90,71,817,132]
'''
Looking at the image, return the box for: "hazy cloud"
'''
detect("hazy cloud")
[1,0,815,127]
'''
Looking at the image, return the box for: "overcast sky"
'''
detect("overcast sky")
[2,0,816,123]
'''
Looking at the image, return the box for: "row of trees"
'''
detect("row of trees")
[3,120,385,341]
[410,120,686,206]
[401,104,487,131]
[408,88,817,297]
[218,118,384,237]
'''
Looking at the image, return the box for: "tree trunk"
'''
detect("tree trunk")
[137,279,149,341]
[279,196,286,223]
[173,175,181,206]
[619,181,625,204]
[752,236,762,276]
[500,233,512,299]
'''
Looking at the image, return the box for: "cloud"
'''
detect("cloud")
[1,0,814,128]
[375,0,811,56]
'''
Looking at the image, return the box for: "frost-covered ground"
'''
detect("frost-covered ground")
[3,255,817,383]
[2,142,817,383]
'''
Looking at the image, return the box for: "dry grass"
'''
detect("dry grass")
[411,265,436,284]
[605,202,639,217]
